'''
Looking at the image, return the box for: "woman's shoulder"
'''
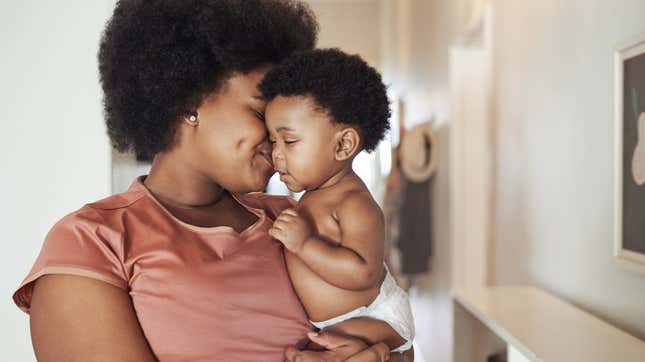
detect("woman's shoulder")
[51,187,148,234]
[87,187,147,211]
[13,190,148,313]
[46,187,149,256]
[42,187,152,267]
[234,192,296,219]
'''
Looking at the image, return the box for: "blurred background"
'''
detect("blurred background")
[2,1,645,361]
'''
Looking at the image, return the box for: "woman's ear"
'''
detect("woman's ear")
[334,128,361,161]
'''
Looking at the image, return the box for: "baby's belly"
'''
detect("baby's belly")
[285,251,381,322]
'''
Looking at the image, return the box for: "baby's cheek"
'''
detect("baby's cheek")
[294,160,318,181]
[283,151,303,172]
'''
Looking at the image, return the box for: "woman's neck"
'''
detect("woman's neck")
[144,152,226,208]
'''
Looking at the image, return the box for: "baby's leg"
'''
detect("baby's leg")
[321,317,406,352]
[322,318,414,360]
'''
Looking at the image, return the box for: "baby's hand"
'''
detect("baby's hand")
[268,208,313,254]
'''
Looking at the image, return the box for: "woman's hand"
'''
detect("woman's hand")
[285,331,390,362]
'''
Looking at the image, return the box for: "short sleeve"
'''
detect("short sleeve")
[13,206,128,314]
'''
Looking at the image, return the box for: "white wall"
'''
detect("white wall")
[305,0,386,201]
[381,0,645,360]
[0,1,115,359]
[307,0,382,69]
[492,0,645,340]
[378,1,463,361]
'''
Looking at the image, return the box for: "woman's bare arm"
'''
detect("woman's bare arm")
[30,274,156,362]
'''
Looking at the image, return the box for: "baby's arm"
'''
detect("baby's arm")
[269,192,384,290]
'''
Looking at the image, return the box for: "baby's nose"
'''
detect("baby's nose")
[272,148,285,169]
[272,147,282,161]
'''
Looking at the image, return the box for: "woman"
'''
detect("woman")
[12,1,403,361]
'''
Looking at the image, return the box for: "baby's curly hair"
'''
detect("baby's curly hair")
[259,48,390,152]
[99,0,318,160]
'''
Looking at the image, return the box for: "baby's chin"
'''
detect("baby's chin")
[284,182,306,193]
[282,178,308,193]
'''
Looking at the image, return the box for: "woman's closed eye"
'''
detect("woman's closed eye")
[251,108,265,121]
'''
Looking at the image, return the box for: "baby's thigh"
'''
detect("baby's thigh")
[322,317,405,351]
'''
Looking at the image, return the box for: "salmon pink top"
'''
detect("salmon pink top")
[13,176,311,361]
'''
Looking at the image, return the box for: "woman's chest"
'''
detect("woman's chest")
[122,232,311,360]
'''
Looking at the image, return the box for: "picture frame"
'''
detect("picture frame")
[613,34,645,274]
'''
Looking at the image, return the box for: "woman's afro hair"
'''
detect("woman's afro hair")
[99,0,318,160]
[259,48,390,152]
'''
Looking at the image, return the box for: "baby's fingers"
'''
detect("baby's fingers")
[268,227,284,240]
[281,208,299,217]
[276,212,296,222]
[272,219,292,232]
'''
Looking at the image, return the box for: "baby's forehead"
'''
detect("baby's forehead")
[266,94,318,112]
[265,95,336,130]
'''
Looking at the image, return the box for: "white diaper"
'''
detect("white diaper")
[309,265,415,353]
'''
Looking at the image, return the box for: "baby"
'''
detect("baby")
[260,48,415,353]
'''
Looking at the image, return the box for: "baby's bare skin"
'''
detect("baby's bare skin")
[287,172,382,321]
[265,95,406,350]
[281,172,405,349]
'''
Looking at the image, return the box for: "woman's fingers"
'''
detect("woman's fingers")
[346,342,390,362]
[307,331,349,350]
[287,349,340,362]
[285,331,381,362]
[284,345,299,362]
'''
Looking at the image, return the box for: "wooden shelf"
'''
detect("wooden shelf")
[453,286,645,362]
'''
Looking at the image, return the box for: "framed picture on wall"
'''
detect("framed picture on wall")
[614,35,645,274]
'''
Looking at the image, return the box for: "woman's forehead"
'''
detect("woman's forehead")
[225,67,271,97]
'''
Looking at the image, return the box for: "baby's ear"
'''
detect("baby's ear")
[334,128,361,161]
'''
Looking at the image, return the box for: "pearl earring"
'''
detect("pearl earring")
[188,115,198,123]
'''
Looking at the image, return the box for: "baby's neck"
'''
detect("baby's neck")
[307,166,361,195]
